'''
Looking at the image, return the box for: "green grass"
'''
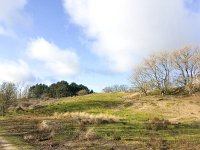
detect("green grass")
[0,92,200,149]
[31,93,200,142]
[28,93,127,115]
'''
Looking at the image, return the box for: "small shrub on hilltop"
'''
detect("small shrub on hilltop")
[77,89,88,96]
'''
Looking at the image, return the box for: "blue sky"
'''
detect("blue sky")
[0,0,200,92]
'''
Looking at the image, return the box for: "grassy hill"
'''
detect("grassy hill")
[0,92,200,149]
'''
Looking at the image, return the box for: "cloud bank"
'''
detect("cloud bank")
[0,37,80,83]
[63,0,200,72]
[0,59,34,83]
[27,38,79,77]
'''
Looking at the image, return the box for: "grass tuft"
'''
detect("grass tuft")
[53,112,120,124]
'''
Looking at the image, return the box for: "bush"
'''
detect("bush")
[23,120,58,142]
[148,89,162,95]
[77,89,88,96]
[78,127,97,141]
[37,120,62,131]
[37,120,53,131]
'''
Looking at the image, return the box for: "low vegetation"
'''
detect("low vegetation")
[52,112,120,124]
[0,92,199,149]
[0,81,93,116]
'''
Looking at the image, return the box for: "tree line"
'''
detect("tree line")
[28,81,93,99]
[131,45,200,95]
[0,81,93,116]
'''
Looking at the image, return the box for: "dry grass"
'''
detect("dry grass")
[146,117,171,130]
[77,127,98,141]
[23,120,59,142]
[129,94,200,123]
[37,120,57,131]
[52,112,120,124]
[1,92,200,149]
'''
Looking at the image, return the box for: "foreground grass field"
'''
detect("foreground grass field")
[0,92,200,149]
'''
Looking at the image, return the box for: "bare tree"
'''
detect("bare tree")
[143,51,172,93]
[172,46,200,86]
[16,82,30,99]
[119,85,129,92]
[130,45,200,96]
[102,87,113,93]
[0,82,17,116]
[21,84,31,99]
[103,85,130,93]
[131,65,151,95]
[156,51,173,92]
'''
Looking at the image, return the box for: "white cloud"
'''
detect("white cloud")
[0,0,27,36]
[0,59,34,83]
[0,26,8,36]
[63,0,200,72]
[27,38,79,76]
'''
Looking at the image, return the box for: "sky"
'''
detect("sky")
[0,0,200,92]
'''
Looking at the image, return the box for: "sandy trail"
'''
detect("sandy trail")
[0,136,17,150]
